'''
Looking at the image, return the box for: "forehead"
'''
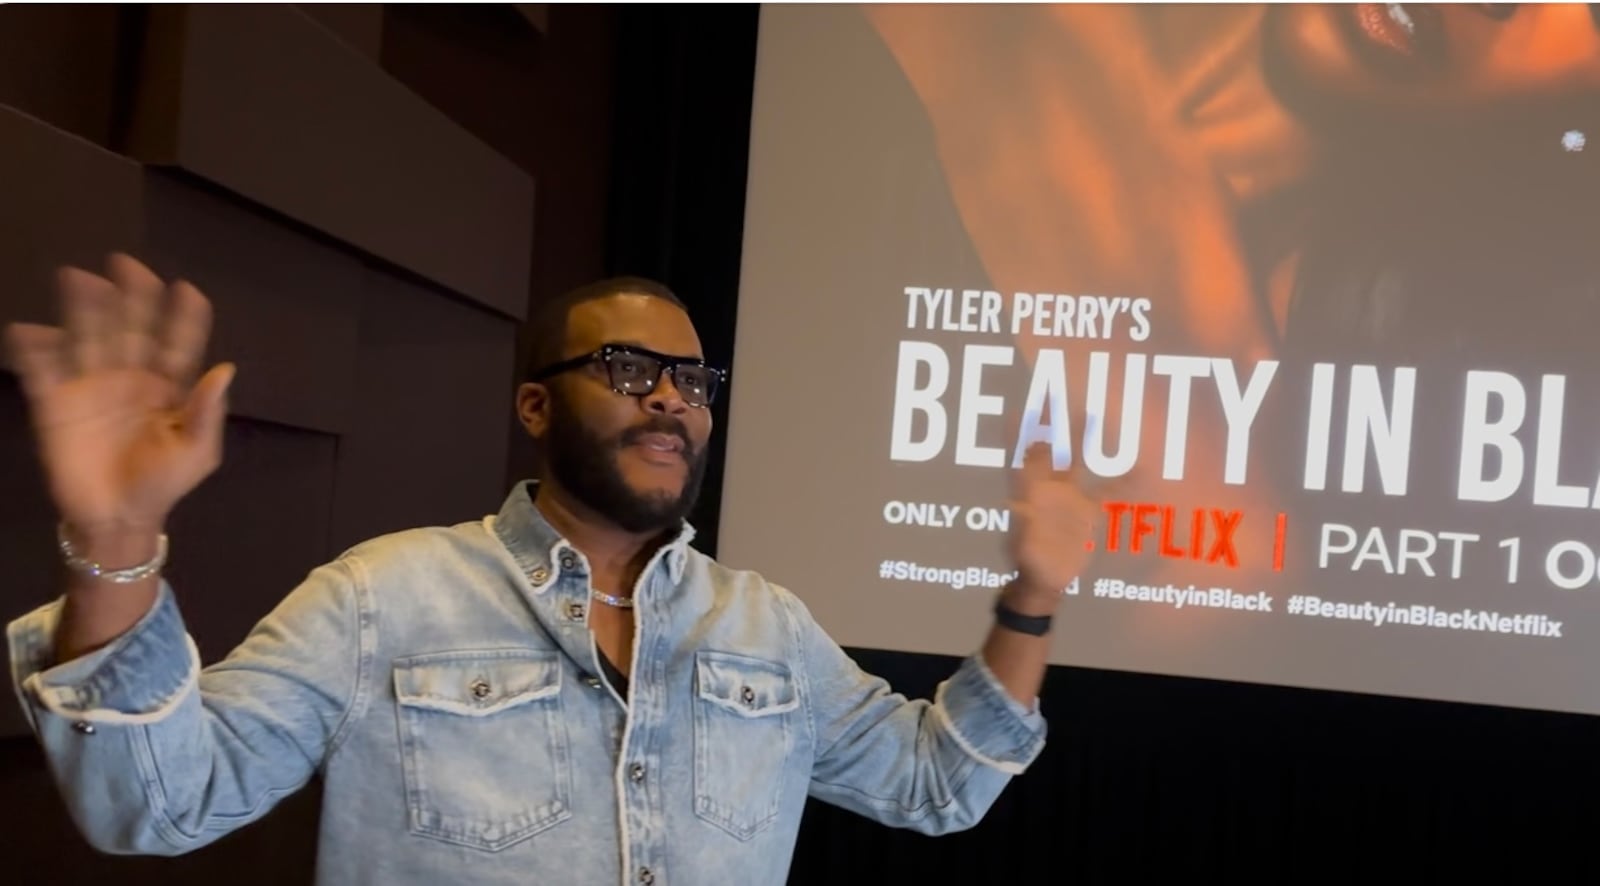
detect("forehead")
[564,294,702,358]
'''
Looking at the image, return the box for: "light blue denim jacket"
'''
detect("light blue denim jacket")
[8,482,1046,885]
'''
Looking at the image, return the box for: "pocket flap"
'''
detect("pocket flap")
[695,650,799,717]
[394,649,562,716]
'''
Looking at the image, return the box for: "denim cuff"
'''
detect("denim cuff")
[931,654,1047,775]
[8,583,199,729]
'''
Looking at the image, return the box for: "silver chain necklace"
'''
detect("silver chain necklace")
[590,588,634,609]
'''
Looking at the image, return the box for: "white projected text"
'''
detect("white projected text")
[902,285,1151,340]
[889,284,1600,509]
[889,342,1277,480]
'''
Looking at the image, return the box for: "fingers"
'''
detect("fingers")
[155,280,213,388]
[106,253,166,368]
[1015,440,1056,491]
[1013,424,1135,506]
[59,267,119,374]
[4,323,70,400]
[56,253,177,375]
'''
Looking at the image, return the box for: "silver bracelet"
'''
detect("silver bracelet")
[57,523,169,583]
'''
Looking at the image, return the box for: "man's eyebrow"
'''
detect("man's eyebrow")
[608,341,706,360]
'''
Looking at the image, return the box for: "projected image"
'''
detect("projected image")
[724,3,1600,715]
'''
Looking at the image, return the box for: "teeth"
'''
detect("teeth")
[1386,3,1415,33]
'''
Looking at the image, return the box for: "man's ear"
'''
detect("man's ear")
[516,382,552,439]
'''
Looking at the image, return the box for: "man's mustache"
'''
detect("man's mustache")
[619,418,694,455]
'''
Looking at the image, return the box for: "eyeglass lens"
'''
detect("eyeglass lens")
[606,352,717,405]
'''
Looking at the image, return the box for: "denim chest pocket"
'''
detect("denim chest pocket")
[392,649,572,852]
[692,650,801,841]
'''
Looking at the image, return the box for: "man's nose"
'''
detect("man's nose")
[644,371,690,414]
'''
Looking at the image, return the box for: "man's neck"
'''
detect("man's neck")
[531,483,670,597]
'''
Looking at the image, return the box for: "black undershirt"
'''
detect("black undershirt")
[597,647,629,701]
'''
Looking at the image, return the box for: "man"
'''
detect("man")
[5,255,1097,885]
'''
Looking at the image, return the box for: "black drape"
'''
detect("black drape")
[605,3,759,562]
[605,5,1600,884]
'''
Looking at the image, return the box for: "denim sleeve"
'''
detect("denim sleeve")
[778,587,1046,835]
[5,558,373,856]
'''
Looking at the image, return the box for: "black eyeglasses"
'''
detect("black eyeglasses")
[529,343,728,408]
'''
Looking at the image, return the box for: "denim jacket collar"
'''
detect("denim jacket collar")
[487,479,697,598]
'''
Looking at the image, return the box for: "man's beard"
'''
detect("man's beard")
[543,393,708,534]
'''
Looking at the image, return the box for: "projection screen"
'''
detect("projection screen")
[719,3,1600,716]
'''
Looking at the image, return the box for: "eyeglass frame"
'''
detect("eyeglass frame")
[526,342,729,408]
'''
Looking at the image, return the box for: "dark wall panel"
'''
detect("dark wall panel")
[0,106,142,324]
[0,734,319,884]
[140,171,363,436]
[165,418,339,666]
[329,270,518,553]
[129,4,535,319]
[298,3,384,61]
[0,4,123,148]
[376,3,620,485]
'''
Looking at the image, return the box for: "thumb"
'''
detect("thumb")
[181,362,235,455]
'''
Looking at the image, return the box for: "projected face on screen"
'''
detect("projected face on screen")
[1263,4,1600,108]
[726,3,1600,718]
[856,2,1600,368]
[1255,4,1600,362]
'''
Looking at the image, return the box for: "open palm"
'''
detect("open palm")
[4,253,233,535]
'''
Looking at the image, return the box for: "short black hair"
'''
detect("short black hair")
[520,276,686,382]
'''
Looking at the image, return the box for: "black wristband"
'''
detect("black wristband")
[993,596,1053,636]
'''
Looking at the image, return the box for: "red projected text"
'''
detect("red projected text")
[1101,502,1242,568]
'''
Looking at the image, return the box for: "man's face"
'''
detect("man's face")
[527,294,714,535]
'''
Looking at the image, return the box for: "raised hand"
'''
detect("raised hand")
[4,253,233,539]
[975,440,1107,706]
[1006,441,1102,605]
